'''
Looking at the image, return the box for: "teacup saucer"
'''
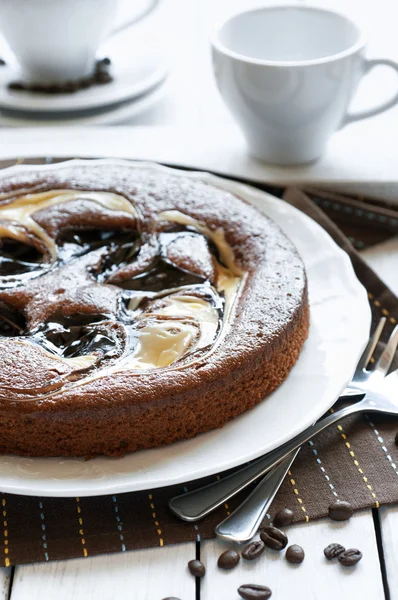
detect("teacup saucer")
[0,80,166,127]
[0,34,167,114]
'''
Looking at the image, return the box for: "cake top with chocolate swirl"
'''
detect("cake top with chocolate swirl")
[0,160,306,408]
[0,164,244,401]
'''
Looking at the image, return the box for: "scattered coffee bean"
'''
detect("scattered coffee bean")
[260,526,288,551]
[217,549,240,570]
[188,559,205,577]
[285,544,305,564]
[395,431,398,446]
[273,508,294,528]
[0,59,5,67]
[238,584,272,600]
[242,540,265,561]
[338,548,363,567]
[324,543,346,560]
[162,597,181,600]
[328,500,353,521]
[97,57,111,69]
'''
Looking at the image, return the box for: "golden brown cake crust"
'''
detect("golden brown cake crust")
[0,161,309,457]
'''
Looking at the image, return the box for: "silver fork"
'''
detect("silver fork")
[214,365,398,542]
[169,319,398,526]
[214,317,390,542]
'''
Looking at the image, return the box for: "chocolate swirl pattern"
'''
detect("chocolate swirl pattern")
[0,161,308,457]
[0,189,242,401]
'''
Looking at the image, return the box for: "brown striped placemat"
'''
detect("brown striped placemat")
[0,157,398,566]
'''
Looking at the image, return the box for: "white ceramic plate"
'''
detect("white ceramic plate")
[0,82,166,127]
[0,34,167,114]
[0,161,370,496]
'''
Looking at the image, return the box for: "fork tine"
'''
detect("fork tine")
[373,324,398,376]
[356,317,386,371]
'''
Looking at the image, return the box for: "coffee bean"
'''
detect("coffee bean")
[242,540,265,561]
[96,72,112,84]
[273,508,294,527]
[285,544,305,564]
[324,543,346,560]
[98,57,111,67]
[217,549,240,570]
[162,598,181,600]
[8,82,24,91]
[338,548,362,567]
[395,431,398,446]
[238,584,272,599]
[7,57,113,95]
[260,526,288,550]
[188,559,205,577]
[328,500,353,521]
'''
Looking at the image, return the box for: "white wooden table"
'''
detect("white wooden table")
[1,0,398,597]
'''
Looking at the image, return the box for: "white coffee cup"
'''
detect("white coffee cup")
[0,0,158,83]
[211,5,398,165]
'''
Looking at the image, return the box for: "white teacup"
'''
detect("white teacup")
[211,5,398,165]
[0,0,157,84]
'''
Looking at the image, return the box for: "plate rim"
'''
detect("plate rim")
[0,159,371,496]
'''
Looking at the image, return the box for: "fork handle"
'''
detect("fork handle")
[215,450,299,543]
[169,402,366,521]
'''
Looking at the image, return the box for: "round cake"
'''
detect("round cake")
[0,160,309,457]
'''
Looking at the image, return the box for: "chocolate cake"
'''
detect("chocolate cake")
[0,160,309,457]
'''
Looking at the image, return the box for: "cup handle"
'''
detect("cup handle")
[108,0,159,38]
[342,58,398,126]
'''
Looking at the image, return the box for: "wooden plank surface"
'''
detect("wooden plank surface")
[9,511,387,600]
[10,543,195,600]
[0,568,11,600]
[200,511,385,600]
[379,505,398,600]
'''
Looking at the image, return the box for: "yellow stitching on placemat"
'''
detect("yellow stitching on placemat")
[367,292,397,325]
[1,495,9,567]
[75,497,88,557]
[287,470,310,522]
[334,293,395,510]
[148,493,164,547]
[333,419,379,508]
